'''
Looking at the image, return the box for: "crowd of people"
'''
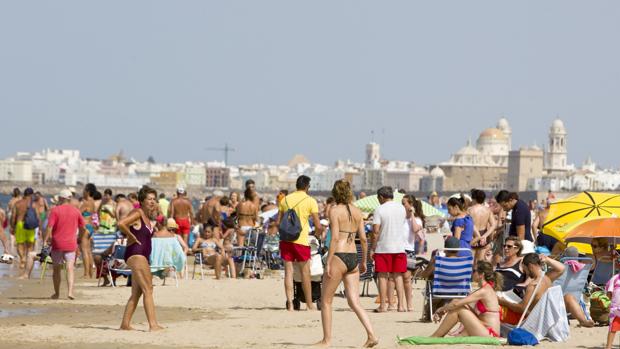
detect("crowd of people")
[1,179,619,348]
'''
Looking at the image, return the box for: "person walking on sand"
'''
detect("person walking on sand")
[315,179,378,348]
[277,175,322,311]
[43,189,86,300]
[169,187,194,247]
[118,185,163,331]
[370,186,407,313]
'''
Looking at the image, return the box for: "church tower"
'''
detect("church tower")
[545,118,568,174]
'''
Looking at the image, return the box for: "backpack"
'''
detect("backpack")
[23,203,39,230]
[279,196,308,242]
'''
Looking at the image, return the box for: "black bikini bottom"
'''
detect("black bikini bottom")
[334,253,358,273]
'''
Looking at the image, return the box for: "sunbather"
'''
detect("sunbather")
[498,253,565,325]
[430,261,502,338]
[495,237,526,297]
[192,225,233,279]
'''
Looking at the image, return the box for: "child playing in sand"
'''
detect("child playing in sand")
[606,271,620,349]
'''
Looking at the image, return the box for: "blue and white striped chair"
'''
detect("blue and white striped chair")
[427,248,474,316]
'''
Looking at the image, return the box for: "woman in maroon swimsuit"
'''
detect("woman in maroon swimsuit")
[119,185,163,331]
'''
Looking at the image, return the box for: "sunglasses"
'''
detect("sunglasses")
[503,244,517,249]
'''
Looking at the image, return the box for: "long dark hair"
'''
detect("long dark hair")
[476,261,504,291]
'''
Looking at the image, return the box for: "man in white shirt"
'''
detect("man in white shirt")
[370,186,407,313]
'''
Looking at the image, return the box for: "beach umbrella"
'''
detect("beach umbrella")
[354,193,446,217]
[563,217,620,244]
[542,192,620,241]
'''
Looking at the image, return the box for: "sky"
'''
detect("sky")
[0,1,619,168]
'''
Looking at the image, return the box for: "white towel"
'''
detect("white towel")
[521,286,570,342]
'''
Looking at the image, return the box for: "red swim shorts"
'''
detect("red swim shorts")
[279,241,311,262]
[175,218,191,235]
[611,317,620,332]
[373,253,407,273]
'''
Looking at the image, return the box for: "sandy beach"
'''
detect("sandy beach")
[0,262,609,349]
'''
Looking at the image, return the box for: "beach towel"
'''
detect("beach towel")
[565,260,585,272]
[397,336,501,346]
[520,286,569,342]
[150,238,186,273]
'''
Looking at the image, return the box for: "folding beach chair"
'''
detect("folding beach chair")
[92,233,117,255]
[150,237,185,287]
[357,240,374,297]
[501,285,570,342]
[553,257,593,320]
[107,245,132,287]
[192,251,207,280]
[426,248,473,316]
[591,260,614,286]
[233,228,266,277]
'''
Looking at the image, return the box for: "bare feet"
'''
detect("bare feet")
[363,337,379,348]
[17,274,28,280]
[580,319,595,328]
[119,325,136,331]
[373,307,387,313]
[68,295,75,300]
[149,324,164,331]
[313,339,330,347]
[286,300,293,311]
[306,305,317,311]
[407,307,414,312]
[50,293,59,299]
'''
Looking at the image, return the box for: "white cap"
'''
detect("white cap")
[58,189,73,200]
[213,190,224,197]
[320,219,329,226]
[520,240,536,256]
[177,186,186,194]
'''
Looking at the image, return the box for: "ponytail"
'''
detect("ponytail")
[476,261,504,291]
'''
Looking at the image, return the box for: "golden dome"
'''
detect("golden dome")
[479,128,507,140]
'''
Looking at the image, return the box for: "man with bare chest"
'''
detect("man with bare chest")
[170,187,194,246]
[468,189,497,261]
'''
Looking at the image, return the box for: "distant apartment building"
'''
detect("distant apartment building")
[206,167,230,188]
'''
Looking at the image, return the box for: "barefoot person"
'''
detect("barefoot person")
[371,186,407,313]
[316,179,378,348]
[11,187,38,270]
[468,189,497,262]
[170,187,194,247]
[0,205,14,263]
[43,189,85,300]
[236,188,258,246]
[431,261,502,338]
[118,185,163,331]
[80,183,98,278]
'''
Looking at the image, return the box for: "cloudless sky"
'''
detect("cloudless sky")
[1,1,619,168]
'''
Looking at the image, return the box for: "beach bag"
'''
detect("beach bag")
[508,328,538,346]
[590,290,610,324]
[24,203,39,230]
[279,197,308,242]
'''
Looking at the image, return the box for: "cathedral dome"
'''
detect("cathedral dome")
[497,118,511,132]
[551,118,566,132]
[479,128,507,140]
[430,166,445,178]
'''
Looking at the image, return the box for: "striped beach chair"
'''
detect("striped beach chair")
[427,248,473,316]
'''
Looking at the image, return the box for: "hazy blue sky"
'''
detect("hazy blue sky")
[1,1,618,168]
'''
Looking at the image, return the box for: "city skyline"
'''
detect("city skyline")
[1,1,619,167]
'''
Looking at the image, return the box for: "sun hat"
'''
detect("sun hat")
[520,240,536,256]
[58,189,73,200]
[166,218,179,229]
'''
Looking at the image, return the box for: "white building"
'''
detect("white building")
[0,160,33,182]
[545,118,568,174]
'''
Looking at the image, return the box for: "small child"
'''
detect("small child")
[606,272,620,349]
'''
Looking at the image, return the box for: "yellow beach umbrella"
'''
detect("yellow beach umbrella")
[542,191,620,242]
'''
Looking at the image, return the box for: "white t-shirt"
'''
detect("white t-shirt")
[373,201,407,254]
[403,216,423,252]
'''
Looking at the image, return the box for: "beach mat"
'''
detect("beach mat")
[397,335,501,346]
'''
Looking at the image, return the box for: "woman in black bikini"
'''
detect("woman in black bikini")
[118,185,163,332]
[315,179,378,348]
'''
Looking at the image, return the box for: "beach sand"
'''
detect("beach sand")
[0,264,610,349]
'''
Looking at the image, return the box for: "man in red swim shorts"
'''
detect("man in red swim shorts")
[169,187,194,246]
